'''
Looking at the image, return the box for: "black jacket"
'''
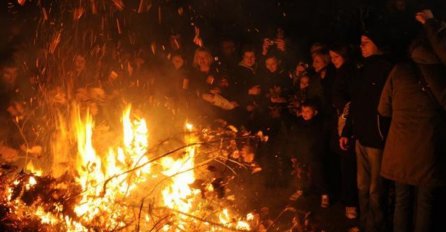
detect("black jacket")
[342,55,393,149]
[288,116,329,163]
[423,19,446,110]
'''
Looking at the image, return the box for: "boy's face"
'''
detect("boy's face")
[299,76,310,89]
[301,106,317,121]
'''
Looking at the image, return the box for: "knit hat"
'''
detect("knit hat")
[361,12,389,49]
[362,26,387,49]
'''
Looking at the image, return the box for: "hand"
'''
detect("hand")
[415,9,434,25]
[248,85,261,95]
[201,93,214,103]
[210,88,221,94]
[271,96,286,103]
[193,26,203,47]
[262,38,271,55]
[275,38,286,52]
[246,104,256,112]
[206,75,215,85]
[230,101,239,107]
[339,137,350,151]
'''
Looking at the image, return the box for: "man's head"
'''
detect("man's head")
[240,47,256,68]
[1,63,18,86]
[74,54,86,72]
[265,55,280,73]
[220,39,236,57]
[360,35,382,58]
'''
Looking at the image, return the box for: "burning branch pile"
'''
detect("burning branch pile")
[0,103,267,231]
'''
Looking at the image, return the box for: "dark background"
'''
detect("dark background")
[1,0,446,60]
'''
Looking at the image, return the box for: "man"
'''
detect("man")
[415,9,446,109]
[340,32,393,232]
[377,10,446,232]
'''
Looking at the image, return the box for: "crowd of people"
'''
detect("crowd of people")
[1,1,446,231]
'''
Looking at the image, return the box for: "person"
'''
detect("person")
[257,53,292,188]
[378,20,446,232]
[340,32,393,232]
[311,49,336,116]
[415,9,446,109]
[288,101,330,208]
[329,44,359,220]
[229,46,263,131]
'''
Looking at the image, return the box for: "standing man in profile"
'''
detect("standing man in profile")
[340,29,393,232]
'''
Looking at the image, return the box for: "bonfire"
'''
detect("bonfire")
[0,101,266,231]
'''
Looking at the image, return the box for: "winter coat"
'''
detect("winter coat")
[288,116,329,163]
[332,63,355,114]
[378,58,446,186]
[422,19,446,109]
[342,55,393,149]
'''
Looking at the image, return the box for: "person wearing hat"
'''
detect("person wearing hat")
[340,30,394,232]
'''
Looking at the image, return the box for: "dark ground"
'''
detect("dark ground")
[256,184,360,232]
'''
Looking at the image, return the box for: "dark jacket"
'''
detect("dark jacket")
[332,62,355,114]
[378,56,446,186]
[422,19,446,109]
[288,116,329,163]
[342,55,393,149]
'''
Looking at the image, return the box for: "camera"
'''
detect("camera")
[265,38,275,46]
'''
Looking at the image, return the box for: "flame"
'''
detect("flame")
[73,104,150,226]
[6,104,251,231]
[26,160,42,176]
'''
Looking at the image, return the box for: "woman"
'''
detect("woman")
[329,44,359,220]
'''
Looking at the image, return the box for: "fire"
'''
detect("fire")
[2,104,252,231]
[25,160,42,176]
[73,104,151,226]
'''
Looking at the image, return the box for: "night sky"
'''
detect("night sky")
[1,0,445,60]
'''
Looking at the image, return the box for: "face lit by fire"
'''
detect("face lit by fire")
[221,40,236,57]
[241,51,256,68]
[299,76,310,90]
[194,50,213,72]
[1,66,18,85]
[74,55,86,73]
[329,50,345,69]
[312,54,329,73]
[265,56,279,73]
[171,54,185,70]
[301,105,317,121]
[360,35,380,58]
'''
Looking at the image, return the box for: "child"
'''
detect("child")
[288,101,330,208]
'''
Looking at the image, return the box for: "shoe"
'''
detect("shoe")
[289,190,303,201]
[345,207,357,220]
[320,194,330,208]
